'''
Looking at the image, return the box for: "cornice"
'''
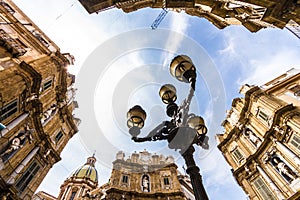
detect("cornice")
[265,73,300,95]
[112,160,177,172]
[19,61,42,95]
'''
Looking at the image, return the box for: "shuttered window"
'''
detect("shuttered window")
[290,134,300,152]
[232,148,244,164]
[253,177,277,200]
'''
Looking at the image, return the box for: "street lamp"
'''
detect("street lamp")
[126,55,209,200]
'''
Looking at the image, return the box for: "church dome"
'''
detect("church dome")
[71,155,98,183]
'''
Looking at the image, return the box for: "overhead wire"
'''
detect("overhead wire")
[55,0,78,21]
[45,0,78,31]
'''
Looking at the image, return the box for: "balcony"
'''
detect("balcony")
[0,29,27,57]
[0,2,15,15]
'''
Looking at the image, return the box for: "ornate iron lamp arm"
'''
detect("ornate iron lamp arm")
[131,121,176,143]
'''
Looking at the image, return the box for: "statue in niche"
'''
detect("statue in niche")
[41,104,57,124]
[142,175,150,192]
[243,128,262,147]
[271,156,298,183]
[0,125,33,161]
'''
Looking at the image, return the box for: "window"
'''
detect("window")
[70,191,76,200]
[232,148,244,164]
[32,31,49,47]
[253,177,277,200]
[289,85,300,97]
[290,134,300,151]
[0,2,15,14]
[55,131,63,143]
[15,160,40,193]
[43,80,52,91]
[122,175,128,183]
[163,177,170,185]
[0,99,18,121]
[258,109,269,122]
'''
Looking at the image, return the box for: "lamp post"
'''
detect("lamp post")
[126,55,209,200]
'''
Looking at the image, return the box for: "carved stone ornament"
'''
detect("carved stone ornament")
[243,127,262,148]
[41,104,57,124]
[0,125,33,162]
[273,125,292,142]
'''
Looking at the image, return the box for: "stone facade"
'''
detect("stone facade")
[34,150,194,200]
[0,0,79,199]
[89,150,193,200]
[78,0,300,32]
[217,68,300,200]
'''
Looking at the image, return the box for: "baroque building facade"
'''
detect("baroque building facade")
[0,0,79,199]
[79,0,300,32]
[92,150,194,200]
[34,150,195,200]
[217,68,300,200]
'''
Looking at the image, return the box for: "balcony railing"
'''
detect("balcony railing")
[0,1,15,15]
[0,29,27,57]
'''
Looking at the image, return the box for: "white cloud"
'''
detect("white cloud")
[162,12,190,66]
[218,37,236,56]
[216,27,300,89]
[242,50,300,85]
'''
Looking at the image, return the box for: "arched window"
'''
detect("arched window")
[163,177,170,185]
[122,175,128,184]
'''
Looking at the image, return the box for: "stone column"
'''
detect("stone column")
[0,113,29,137]
[77,187,84,199]
[61,186,70,200]
[275,141,300,166]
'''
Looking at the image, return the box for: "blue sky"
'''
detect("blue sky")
[13,0,300,199]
